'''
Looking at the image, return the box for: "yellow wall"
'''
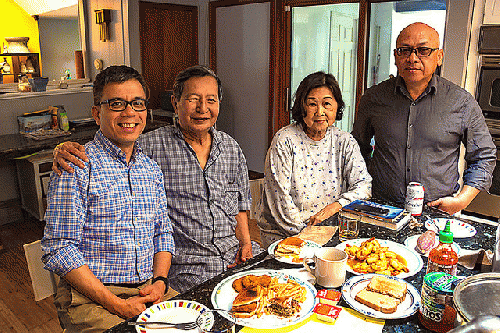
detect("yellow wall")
[1,0,40,54]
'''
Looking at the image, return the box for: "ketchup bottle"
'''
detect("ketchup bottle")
[426,220,458,276]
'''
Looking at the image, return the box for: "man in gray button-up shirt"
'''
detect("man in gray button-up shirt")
[352,22,496,215]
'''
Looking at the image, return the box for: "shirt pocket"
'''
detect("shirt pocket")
[223,182,240,216]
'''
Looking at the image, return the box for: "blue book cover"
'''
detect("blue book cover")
[342,200,404,221]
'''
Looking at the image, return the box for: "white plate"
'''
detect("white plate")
[335,238,424,279]
[211,269,318,329]
[341,274,421,319]
[425,218,476,238]
[268,239,322,265]
[404,234,461,257]
[134,300,213,333]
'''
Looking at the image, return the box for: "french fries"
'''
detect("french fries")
[345,238,409,276]
[232,275,307,318]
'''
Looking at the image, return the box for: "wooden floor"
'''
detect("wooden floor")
[0,214,62,333]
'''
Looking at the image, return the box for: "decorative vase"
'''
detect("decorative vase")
[4,37,30,53]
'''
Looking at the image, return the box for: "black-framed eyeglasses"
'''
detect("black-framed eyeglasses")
[395,47,439,57]
[96,98,149,112]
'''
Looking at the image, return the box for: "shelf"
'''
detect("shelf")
[1,53,40,83]
[0,53,38,56]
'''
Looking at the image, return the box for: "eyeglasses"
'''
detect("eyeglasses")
[96,98,148,112]
[395,47,439,58]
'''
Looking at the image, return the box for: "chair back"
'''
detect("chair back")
[23,239,58,301]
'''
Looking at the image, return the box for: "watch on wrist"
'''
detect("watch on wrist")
[152,276,169,292]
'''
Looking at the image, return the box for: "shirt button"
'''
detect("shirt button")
[409,124,413,128]
[411,102,416,106]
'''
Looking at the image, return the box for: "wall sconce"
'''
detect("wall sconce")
[95,9,111,42]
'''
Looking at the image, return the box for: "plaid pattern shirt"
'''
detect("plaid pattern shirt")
[42,130,175,284]
[139,125,253,292]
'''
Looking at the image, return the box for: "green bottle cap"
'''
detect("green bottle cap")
[439,219,454,243]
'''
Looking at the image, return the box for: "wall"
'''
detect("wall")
[1,0,40,54]
[215,3,270,173]
[38,17,80,82]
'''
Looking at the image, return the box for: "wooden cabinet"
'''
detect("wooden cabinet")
[16,151,53,221]
[0,53,40,83]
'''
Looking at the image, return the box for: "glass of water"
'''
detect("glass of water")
[338,212,360,241]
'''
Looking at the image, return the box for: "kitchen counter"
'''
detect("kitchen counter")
[105,206,497,333]
[0,119,171,160]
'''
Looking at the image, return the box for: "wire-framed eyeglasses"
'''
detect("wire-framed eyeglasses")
[395,47,439,58]
[96,98,149,112]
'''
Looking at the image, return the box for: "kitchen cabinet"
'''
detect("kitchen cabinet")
[0,53,40,83]
[484,0,500,24]
[16,151,53,221]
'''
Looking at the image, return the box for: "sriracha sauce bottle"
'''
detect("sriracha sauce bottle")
[426,220,458,276]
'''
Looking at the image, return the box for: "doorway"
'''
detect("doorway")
[139,1,198,110]
[291,3,359,132]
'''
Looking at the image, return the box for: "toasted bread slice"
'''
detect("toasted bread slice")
[355,289,399,314]
[366,275,407,301]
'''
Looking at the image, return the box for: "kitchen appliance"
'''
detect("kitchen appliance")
[476,26,500,195]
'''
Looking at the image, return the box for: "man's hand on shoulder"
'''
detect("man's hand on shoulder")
[52,142,88,175]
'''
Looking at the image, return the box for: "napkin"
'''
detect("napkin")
[458,248,493,271]
[297,226,337,246]
[239,307,384,333]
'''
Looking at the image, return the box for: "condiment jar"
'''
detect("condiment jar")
[427,220,458,276]
[419,272,460,332]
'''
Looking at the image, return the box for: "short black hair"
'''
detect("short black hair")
[291,71,345,126]
[172,65,222,101]
[93,65,147,105]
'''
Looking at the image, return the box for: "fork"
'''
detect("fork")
[127,320,198,330]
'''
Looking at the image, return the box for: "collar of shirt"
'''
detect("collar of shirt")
[94,130,143,165]
[172,120,223,148]
[394,74,438,101]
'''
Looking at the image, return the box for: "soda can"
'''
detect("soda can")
[405,182,424,216]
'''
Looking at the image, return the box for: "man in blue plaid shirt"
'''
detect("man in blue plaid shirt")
[52,65,262,293]
[42,66,175,332]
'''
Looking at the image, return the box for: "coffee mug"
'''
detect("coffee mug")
[303,247,347,288]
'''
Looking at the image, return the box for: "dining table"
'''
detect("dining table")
[105,205,498,333]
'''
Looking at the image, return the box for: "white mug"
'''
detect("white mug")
[303,247,347,288]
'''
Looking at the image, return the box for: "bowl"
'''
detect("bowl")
[28,77,49,92]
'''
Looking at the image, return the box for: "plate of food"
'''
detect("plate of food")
[134,300,213,333]
[211,269,318,329]
[342,274,421,319]
[335,237,423,279]
[404,233,461,257]
[268,237,321,265]
[424,218,476,238]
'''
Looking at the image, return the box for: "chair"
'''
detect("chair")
[249,178,265,247]
[23,239,59,301]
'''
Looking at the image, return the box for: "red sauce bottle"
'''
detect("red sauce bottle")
[426,219,458,276]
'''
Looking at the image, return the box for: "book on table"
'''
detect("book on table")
[340,200,412,231]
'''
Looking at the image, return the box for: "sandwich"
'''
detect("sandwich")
[366,275,407,301]
[354,289,400,314]
[274,237,305,258]
[266,296,301,318]
[354,275,408,314]
[231,285,265,318]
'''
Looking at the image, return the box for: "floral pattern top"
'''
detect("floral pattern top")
[259,123,372,240]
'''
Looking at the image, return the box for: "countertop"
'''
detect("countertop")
[0,119,171,160]
[105,207,497,333]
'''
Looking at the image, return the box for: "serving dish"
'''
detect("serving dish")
[134,300,212,333]
[424,218,476,238]
[335,238,423,279]
[211,269,317,329]
[341,274,421,319]
[268,239,321,265]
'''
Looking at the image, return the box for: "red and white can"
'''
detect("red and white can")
[405,182,425,216]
